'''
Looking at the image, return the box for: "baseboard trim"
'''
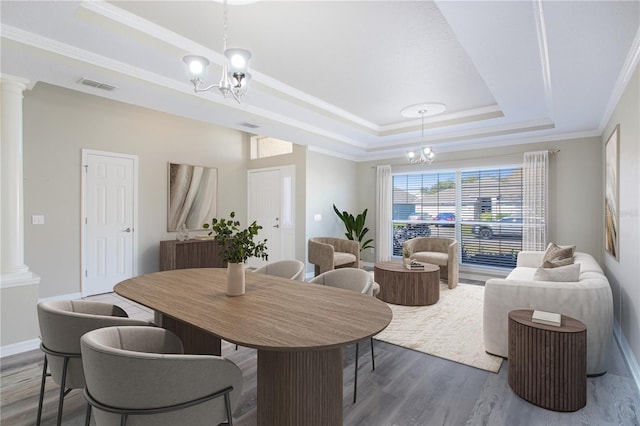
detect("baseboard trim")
[614,319,640,396]
[0,338,40,358]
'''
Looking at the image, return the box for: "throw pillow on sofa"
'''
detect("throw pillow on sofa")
[533,263,581,282]
[542,242,576,268]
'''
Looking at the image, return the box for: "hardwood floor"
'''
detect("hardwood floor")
[2,336,639,425]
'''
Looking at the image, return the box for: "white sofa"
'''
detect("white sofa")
[483,251,613,376]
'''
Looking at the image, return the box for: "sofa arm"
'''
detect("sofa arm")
[516,251,544,267]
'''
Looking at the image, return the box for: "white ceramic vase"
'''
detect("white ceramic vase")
[226,262,246,296]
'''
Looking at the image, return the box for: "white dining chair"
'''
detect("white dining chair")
[81,326,243,426]
[309,267,377,403]
[36,300,151,426]
[252,259,306,281]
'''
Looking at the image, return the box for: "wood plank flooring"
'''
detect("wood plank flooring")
[2,336,639,426]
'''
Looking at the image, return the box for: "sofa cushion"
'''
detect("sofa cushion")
[506,266,537,281]
[543,242,576,268]
[333,252,357,266]
[533,263,581,282]
[411,251,449,266]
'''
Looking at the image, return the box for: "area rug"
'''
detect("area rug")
[374,282,503,373]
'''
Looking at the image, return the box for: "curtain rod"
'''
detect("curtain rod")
[372,149,560,168]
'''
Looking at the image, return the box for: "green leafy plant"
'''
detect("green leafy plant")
[333,204,374,252]
[203,212,268,264]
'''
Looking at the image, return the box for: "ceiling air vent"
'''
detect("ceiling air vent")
[77,77,117,91]
[239,122,260,129]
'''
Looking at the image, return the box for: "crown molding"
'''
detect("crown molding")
[598,25,640,132]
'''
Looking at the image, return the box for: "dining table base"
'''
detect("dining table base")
[257,348,343,426]
[160,314,222,355]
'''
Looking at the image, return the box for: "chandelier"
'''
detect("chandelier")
[402,103,446,165]
[183,0,251,103]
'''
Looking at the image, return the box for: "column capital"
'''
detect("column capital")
[0,74,31,89]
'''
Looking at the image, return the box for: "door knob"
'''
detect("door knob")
[273,224,280,228]
[123,228,132,233]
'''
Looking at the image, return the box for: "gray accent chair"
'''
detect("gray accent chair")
[403,237,459,289]
[309,268,376,403]
[81,326,244,426]
[252,259,306,281]
[308,237,360,276]
[36,300,151,426]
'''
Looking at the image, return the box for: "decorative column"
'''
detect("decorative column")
[1,74,40,352]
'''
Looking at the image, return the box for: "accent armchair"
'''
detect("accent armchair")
[308,237,360,276]
[403,237,459,289]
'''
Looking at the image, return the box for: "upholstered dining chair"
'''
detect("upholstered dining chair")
[80,326,244,426]
[252,259,306,281]
[309,268,377,403]
[36,300,151,426]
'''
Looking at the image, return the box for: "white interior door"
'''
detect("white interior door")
[247,166,295,268]
[82,150,138,296]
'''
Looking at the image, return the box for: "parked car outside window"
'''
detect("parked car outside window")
[407,214,431,221]
[472,216,523,239]
[407,213,431,232]
[434,212,455,227]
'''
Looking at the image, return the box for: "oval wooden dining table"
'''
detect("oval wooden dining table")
[115,268,392,426]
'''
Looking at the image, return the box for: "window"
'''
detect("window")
[250,136,293,159]
[392,167,523,269]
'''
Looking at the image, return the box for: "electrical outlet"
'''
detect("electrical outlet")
[32,215,45,225]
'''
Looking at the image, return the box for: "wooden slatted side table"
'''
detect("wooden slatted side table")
[508,309,587,412]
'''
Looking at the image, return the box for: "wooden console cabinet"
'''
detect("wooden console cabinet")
[159,239,226,271]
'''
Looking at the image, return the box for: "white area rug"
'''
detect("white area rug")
[374,282,503,373]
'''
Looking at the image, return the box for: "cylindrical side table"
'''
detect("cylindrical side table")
[508,309,587,412]
[373,261,440,306]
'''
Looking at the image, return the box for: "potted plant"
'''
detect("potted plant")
[203,212,268,296]
[402,246,412,266]
[333,204,374,252]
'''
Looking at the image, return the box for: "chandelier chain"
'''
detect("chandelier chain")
[223,0,228,51]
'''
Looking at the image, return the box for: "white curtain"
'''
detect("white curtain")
[523,151,548,251]
[376,165,392,262]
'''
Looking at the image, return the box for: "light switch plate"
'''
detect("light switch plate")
[32,215,45,225]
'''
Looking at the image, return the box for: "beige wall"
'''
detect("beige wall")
[0,284,39,346]
[305,150,360,274]
[602,64,640,373]
[23,83,250,300]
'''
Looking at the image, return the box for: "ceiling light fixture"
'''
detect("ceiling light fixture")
[183,0,251,103]
[401,103,446,165]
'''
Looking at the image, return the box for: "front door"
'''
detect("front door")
[247,166,295,268]
[82,150,138,296]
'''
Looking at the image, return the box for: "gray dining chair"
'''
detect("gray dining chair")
[36,300,151,426]
[81,326,244,426]
[252,259,306,281]
[309,267,377,403]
